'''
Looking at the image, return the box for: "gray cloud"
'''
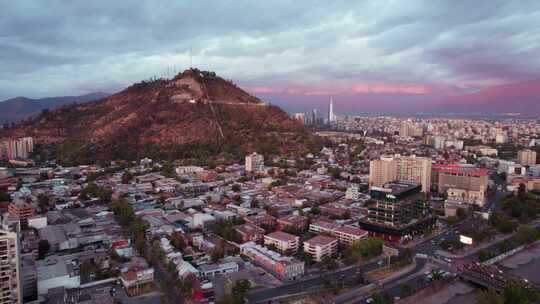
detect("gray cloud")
[1,0,540,100]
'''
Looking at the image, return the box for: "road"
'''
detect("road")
[246,257,392,303]
[145,245,185,304]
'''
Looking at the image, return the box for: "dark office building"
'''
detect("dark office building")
[359,181,435,243]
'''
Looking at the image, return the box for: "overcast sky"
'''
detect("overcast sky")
[1,1,540,112]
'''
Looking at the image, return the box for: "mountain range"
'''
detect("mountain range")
[2,69,315,165]
[0,92,109,124]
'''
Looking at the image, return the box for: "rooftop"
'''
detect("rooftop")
[304,235,337,246]
[265,231,298,242]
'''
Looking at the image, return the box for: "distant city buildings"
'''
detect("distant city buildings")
[399,121,423,138]
[517,149,537,166]
[328,98,336,124]
[0,137,34,160]
[369,154,432,192]
[292,113,305,124]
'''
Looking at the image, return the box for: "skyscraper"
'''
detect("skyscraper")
[328,98,336,124]
[311,108,318,126]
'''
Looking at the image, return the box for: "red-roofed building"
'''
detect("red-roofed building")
[234,223,265,243]
[277,215,308,232]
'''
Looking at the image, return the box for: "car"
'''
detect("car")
[365,298,374,303]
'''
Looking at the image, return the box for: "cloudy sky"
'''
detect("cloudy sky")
[2,1,540,113]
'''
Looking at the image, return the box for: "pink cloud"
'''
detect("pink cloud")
[245,81,447,96]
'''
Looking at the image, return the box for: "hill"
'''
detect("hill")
[0,92,109,124]
[4,69,315,165]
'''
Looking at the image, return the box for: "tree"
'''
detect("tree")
[310,205,321,215]
[231,184,241,192]
[456,207,467,220]
[372,291,393,304]
[399,283,413,297]
[121,171,133,184]
[321,255,338,270]
[476,289,504,304]
[231,279,251,302]
[170,231,186,250]
[37,194,50,211]
[0,190,11,202]
[518,183,527,200]
[210,247,225,263]
[38,240,50,260]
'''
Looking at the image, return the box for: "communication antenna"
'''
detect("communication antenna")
[190,46,193,69]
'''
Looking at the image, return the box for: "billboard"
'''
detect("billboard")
[459,235,473,245]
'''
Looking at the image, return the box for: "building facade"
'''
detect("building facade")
[518,149,537,166]
[0,228,21,304]
[359,181,435,243]
[245,152,264,173]
[264,231,299,255]
[369,154,432,192]
[303,235,338,262]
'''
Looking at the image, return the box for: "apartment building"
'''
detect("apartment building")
[432,164,488,206]
[369,154,432,192]
[245,152,264,173]
[0,228,21,304]
[303,235,338,262]
[518,149,537,166]
[264,231,299,255]
[2,137,34,160]
[309,220,368,246]
[240,242,304,281]
[8,201,36,228]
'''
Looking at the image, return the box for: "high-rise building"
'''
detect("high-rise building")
[245,152,264,173]
[399,121,423,138]
[292,113,305,124]
[4,137,34,160]
[517,149,537,166]
[328,98,336,124]
[369,154,432,192]
[311,108,318,126]
[0,227,21,304]
[359,181,435,243]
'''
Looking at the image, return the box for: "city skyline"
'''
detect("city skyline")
[1,1,540,114]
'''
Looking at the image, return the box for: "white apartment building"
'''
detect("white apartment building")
[303,235,338,262]
[345,184,360,200]
[518,149,537,166]
[309,220,368,246]
[369,154,432,192]
[0,228,20,304]
[245,152,264,173]
[264,231,299,255]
